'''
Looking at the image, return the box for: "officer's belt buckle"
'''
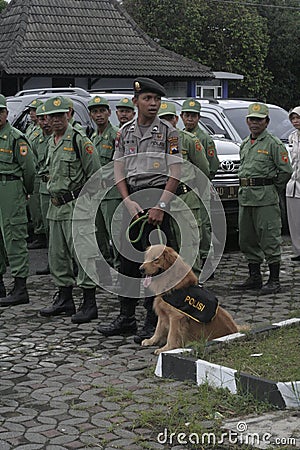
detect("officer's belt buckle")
[240,178,248,187]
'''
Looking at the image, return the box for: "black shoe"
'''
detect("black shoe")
[98,314,137,336]
[260,280,281,295]
[40,288,75,317]
[0,277,29,307]
[36,266,50,275]
[235,263,262,290]
[134,324,156,344]
[0,277,6,298]
[291,255,300,261]
[71,288,98,324]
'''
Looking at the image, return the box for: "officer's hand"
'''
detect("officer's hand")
[148,207,164,226]
[124,198,144,219]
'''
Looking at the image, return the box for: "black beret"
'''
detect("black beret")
[133,77,166,97]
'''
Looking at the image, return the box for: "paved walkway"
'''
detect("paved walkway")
[0,236,299,449]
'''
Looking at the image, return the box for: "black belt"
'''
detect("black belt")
[239,178,273,187]
[101,179,115,189]
[176,183,192,196]
[128,184,166,194]
[41,175,50,183]
[0,174,20,181]
[51,186,83,206]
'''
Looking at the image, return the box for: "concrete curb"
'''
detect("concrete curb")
[155,318,300,409]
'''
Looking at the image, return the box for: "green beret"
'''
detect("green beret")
[116,97,135,110]
[27,98,44,109]
[247,103,269,118]
[88,96,110,110]
[0,94,7,108]
[133,77,166,97]
[43,96,70,115]
[181,98,201,114]
[158,101,177,117]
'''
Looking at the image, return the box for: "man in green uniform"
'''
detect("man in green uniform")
[116,97,135,128]
[98,78,181,342]
[25,99,43,141]
[238,103,292,294]
[26,98,46,250]
[39,96,101,323]
[0,94,36,307]
[88,96,121,283]
[158,101,210,277]
[181,98,220,276]
[32,103,53,275]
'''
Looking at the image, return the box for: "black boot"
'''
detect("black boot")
[134,296,157,344]
[0,274,6,298]
[97,297,137,336]
[36,264,50,275]
[260,263,280,295]
[40,286,75,317]
[0,277,29,307]
[71,288,98,324]
[236,263,262,290]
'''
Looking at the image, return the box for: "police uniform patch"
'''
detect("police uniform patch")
[282,155,289,163]
[208,148,215,157]
[252,104,261,112]
[94,97,101,103]
[85,144,94,154]
[153,161,160,169]
[123,98,129,103]
[20,145,28,156]
[257,149,269,155]
[53,99,61,107]
[161,102,168,109]
[134,81,141,92]
[189,101,195,107]
[63,147,74,152]
[162,285,218,323]
[195,140,202,152]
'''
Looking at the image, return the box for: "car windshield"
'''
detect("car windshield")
[224,107,294,142]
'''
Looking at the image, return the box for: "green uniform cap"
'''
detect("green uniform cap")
[27,98,44,109]
[43,96,70,114]
[158,101,177,117]
[88,96,110,110]
[181,98,201,113]
[133,77,166,97]
[63,96,74,109]
[116,97,135,110]
[36,103,46,116]
[247,102,269,118]
[0,94,7,108]
[289,106,300,118]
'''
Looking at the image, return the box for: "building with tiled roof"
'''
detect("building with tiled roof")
[0,0,213,96]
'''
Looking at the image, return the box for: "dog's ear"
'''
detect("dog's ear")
[163,246,178,267]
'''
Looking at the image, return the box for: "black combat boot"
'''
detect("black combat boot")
[134,296,157,344]
[40,286,75,317]
[97,296,137,336]
[260,262,280,295]
[0,274,6,298]
[71,287,98,324]
[237,263,263,290]
[0,277,29,307]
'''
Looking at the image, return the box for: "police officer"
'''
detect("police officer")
[39,96,101,323]
[98,78,181,340]
[181,98,220,274]
[32,103,53,275]
[0,94,36,307]
[25,99,43,141]
[116,97,135,127]
[158,101,210,277]
[238,103,292,294]
[88,96,121,282]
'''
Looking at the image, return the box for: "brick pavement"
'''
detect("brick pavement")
[0,236,299,449]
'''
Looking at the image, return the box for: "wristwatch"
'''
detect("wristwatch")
[157,201,167,210]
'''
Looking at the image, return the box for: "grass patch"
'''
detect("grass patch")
[196,324,300,381]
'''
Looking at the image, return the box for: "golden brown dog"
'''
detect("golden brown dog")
[140,244,238,355]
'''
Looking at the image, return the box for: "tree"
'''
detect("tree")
[0,0,8,13]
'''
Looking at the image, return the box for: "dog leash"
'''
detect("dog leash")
[126,213,164,245]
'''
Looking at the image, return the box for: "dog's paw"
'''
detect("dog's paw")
[141,338,152,347]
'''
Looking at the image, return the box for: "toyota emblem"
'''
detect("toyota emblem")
[221,160,235,172]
